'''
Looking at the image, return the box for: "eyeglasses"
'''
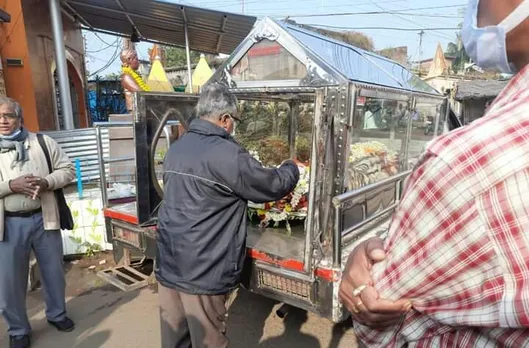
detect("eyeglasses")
[228,114,241,125]
[0,113,17,120]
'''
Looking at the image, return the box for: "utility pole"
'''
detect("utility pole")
[241,0,244,14]
[417,30,425,77]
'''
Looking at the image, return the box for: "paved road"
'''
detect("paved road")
[0,284,359,348]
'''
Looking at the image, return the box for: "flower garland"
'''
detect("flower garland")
[259,166,309,233]
[347,141,398,190]
[247,149,310,234]
[349,141,396,163]
[122,66,151,91]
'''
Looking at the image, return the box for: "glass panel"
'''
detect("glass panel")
[236,101,290,166]
[284,24,439,94]
[437,102,448,136]
[346,95,409,191]
[233,100,314,241]
[231,39,308,82]
[408,98,445,168]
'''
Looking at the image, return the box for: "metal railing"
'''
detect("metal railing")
[331,170,412,267]
[94,121,178,208]
[94,122,135,208]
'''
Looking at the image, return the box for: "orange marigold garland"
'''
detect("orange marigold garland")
[122,66,151,92]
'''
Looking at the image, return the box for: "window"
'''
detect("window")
[231,40,307,82]
[234,99,314,239]
[408,98,445,167]
[346,95,410,191]
[235,101,291,166]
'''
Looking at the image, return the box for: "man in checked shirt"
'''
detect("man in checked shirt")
[339,0,529,347]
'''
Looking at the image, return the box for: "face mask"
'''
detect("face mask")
[228,115,237,137]
[462,0,529,74]
[231,122,237,137]
[0,128,21,139]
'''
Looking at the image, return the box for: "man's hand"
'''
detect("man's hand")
[31,177,49,199]
[281,157,305,167]
[9,175,40,197]
[33,177,49,191]
[339,237,412,329]
[291,156,304,167]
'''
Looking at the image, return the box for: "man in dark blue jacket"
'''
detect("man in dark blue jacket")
[156,83,300,348]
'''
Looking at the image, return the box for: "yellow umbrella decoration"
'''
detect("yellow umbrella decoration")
[147,55,174,92]
[188,54,213,93]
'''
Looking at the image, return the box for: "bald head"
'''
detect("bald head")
[477,0,529,70]
[121,49,140,70]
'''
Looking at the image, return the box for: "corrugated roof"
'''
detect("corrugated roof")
[61,0,257,54]
[455,80,509,101]
[278,21,439,94]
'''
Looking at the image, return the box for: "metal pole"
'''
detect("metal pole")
[417,30,424,77]
[184,23,193,93]
[333,206,342,268]
[75,158,83,199]
[95,126,108,207]
[49,0,75,130]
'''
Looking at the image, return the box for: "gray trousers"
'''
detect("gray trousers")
[159,283,237,348]
[0,212,66,336]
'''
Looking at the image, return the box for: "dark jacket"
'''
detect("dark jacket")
[156,119,300,295]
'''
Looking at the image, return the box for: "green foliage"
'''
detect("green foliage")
[68,201,103,257]
[446,12,470,74]
[163,46,217,68]
[236,101,314,166]
[164,46,200,67]
[82,241,102,257]
[295,136,311,162]
[69,226,84,254]
[284,19,375,51]
[155,148,167,164]
[86,200,99,218]
[104,72,121,80]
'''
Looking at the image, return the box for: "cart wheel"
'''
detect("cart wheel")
[276,303,290,319]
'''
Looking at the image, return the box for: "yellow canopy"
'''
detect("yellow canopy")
[147,56,174,92]
[188,54,213,93]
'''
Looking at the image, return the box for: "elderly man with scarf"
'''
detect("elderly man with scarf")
[0,97,76,348]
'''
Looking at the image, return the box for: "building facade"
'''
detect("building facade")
[454,80,509,125]
[0,0,88,131]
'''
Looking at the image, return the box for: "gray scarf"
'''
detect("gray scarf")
[0,128,30,168]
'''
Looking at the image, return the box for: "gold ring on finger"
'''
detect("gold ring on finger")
[351,305,359,314]
[355,300,366,312]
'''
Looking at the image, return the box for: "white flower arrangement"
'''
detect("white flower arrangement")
[290,166,309,209]
[346,141,399,190]
[349,141,396,163]
[247,149,310,234]
[249,149,260,163]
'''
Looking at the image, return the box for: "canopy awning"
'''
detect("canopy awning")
[61,0,257,54]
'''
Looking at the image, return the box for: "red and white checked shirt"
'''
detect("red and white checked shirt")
[355,64,529,347]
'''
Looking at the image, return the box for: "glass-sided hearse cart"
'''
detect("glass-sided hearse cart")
[97,18,462,322]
